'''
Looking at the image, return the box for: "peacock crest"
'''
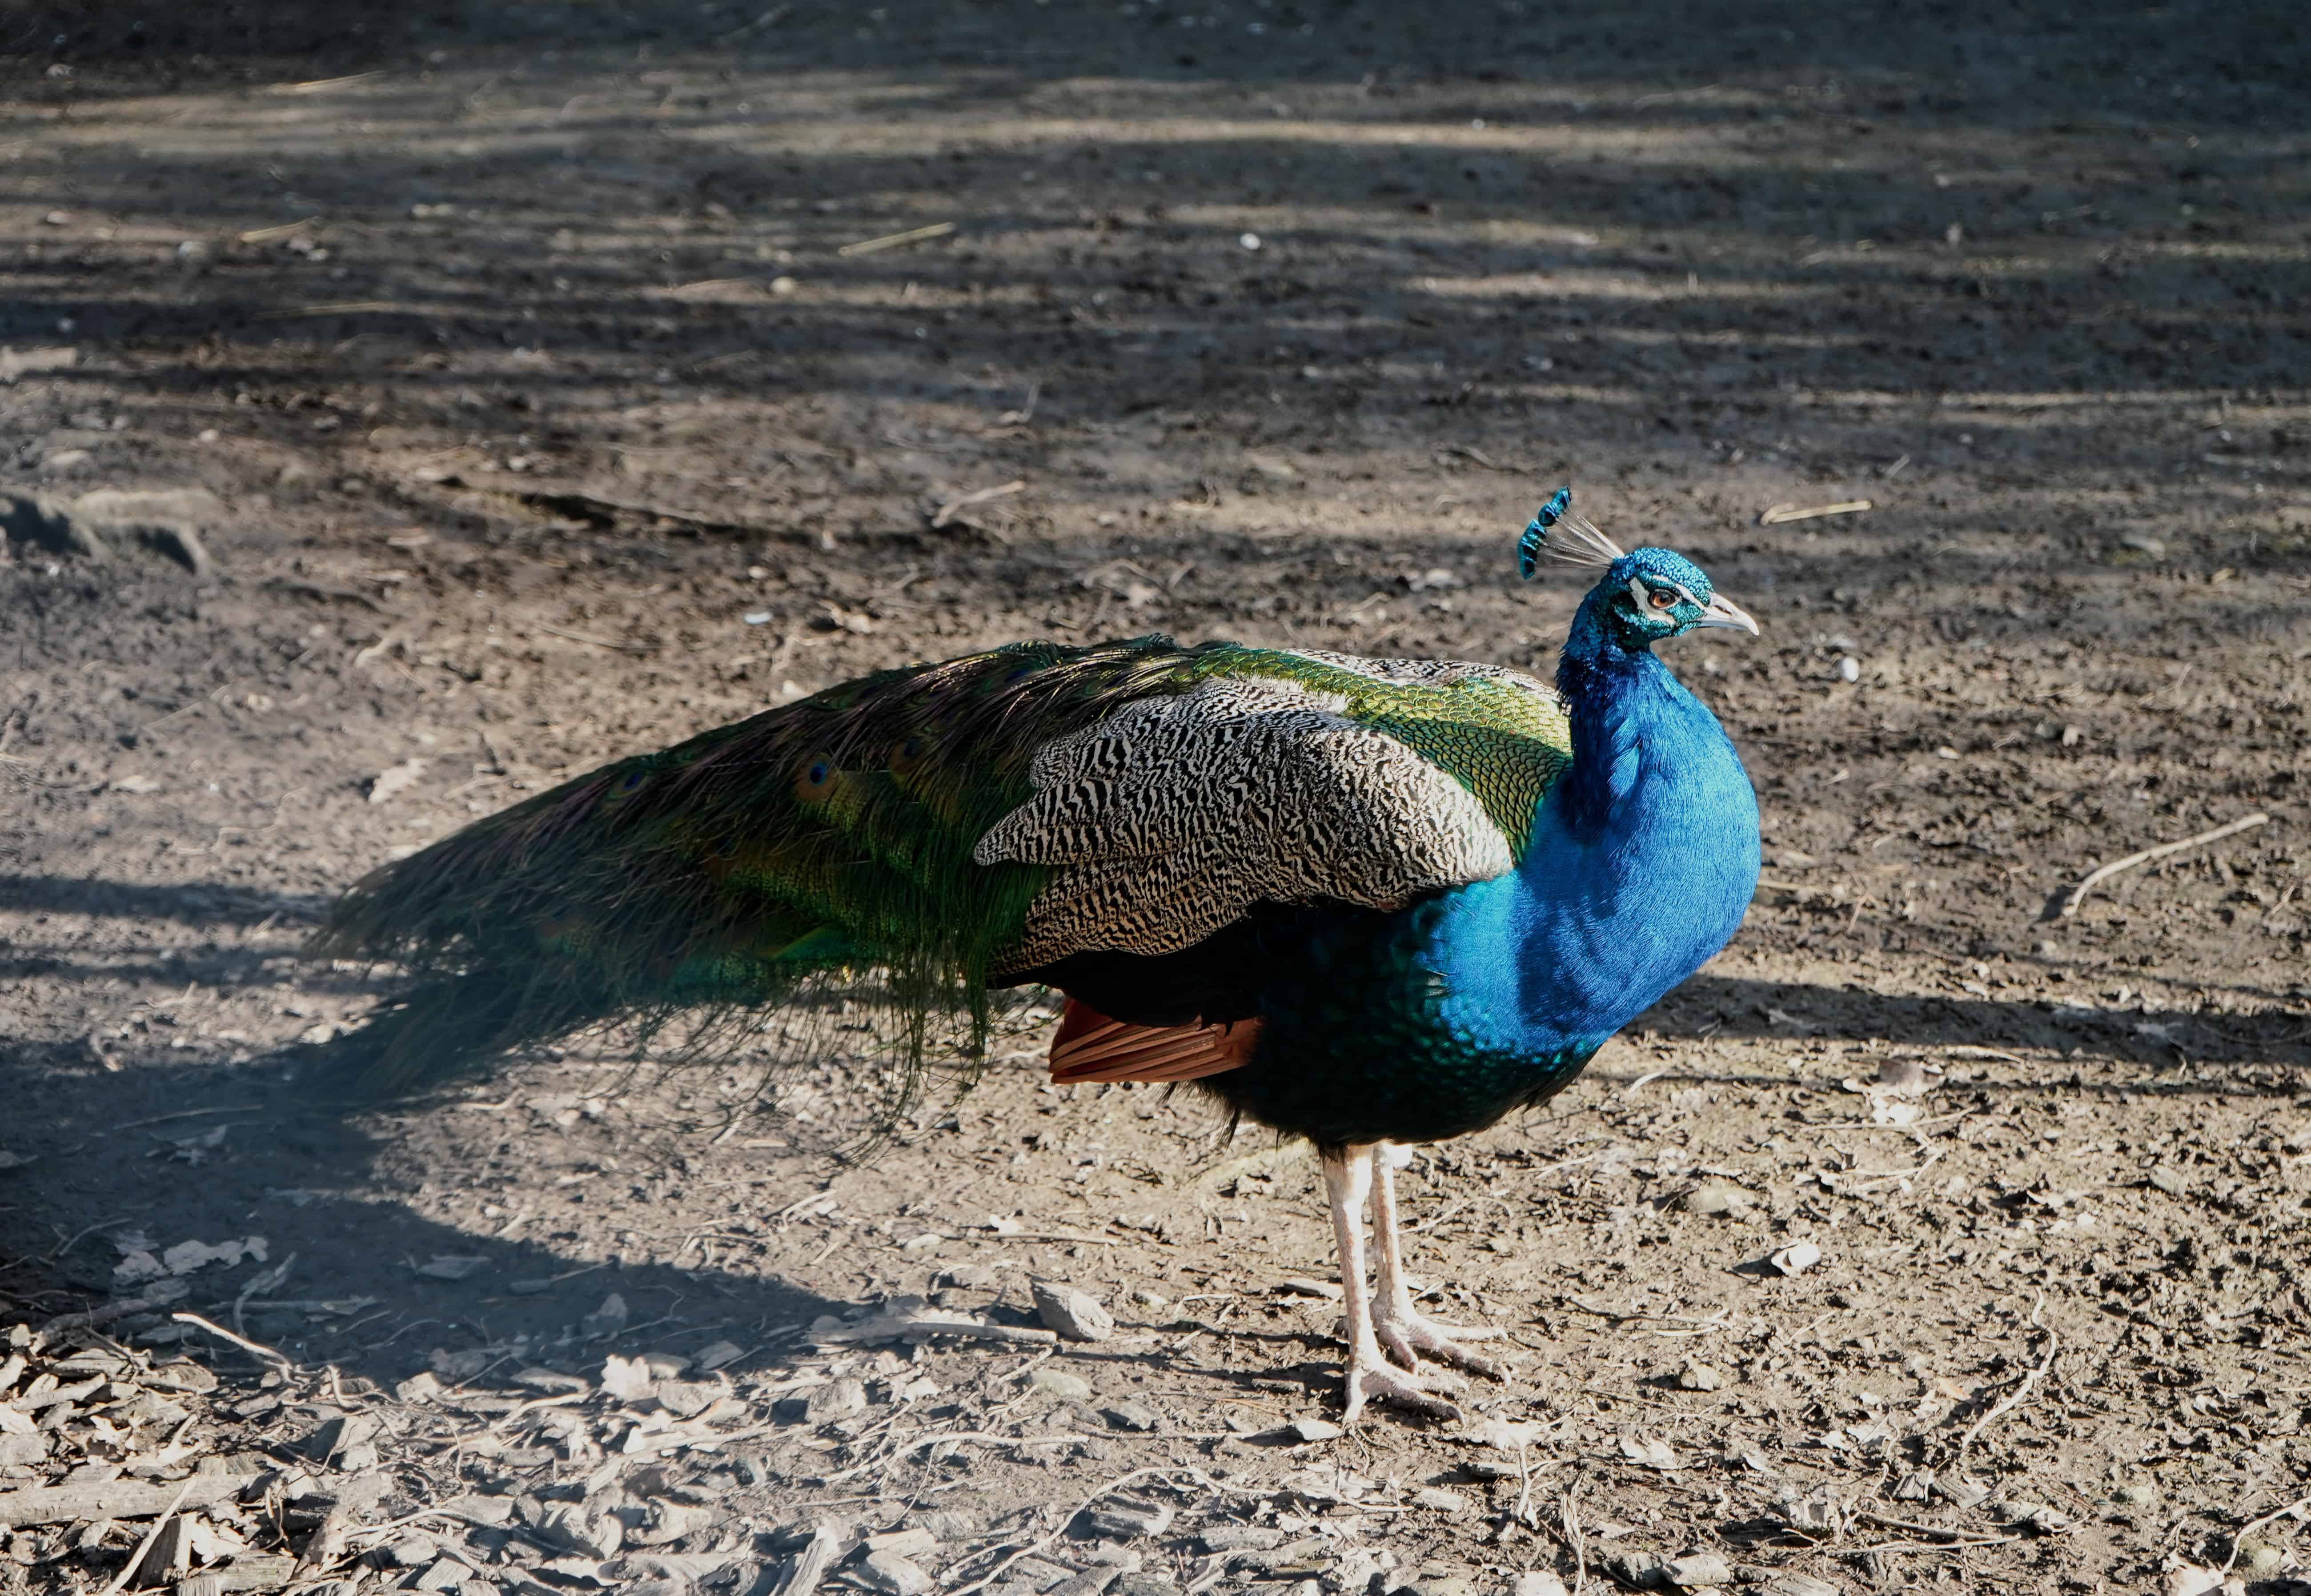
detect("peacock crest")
[1517,485,1627,578]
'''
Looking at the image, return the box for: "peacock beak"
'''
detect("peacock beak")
[1694,593,1760,635]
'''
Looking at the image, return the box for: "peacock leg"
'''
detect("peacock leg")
[1368,1141,1509,1380]
[1323,1144,1464,1423]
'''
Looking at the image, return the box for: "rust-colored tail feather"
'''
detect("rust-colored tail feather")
[1047,998,1260,1084]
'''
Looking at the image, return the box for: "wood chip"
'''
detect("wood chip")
[0,1473,255,1530]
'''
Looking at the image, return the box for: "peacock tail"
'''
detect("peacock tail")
[310,636,1573,1096]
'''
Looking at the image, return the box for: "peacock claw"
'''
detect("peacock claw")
[1372,1311,1510,1382]
[1342,1352,1465,1425]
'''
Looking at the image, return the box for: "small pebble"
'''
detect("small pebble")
[1032,1279,1117,1342]
[1079,1498,1174,1540]
[1029,1367,1092,1402]
[378,1535,439,1568]
[1663,1552,1733,1589]
[1767,1241,1822,1275]
[1103,1400,1162,1432]
[1678,1181,1756,1218]
[857,1549,933,1596]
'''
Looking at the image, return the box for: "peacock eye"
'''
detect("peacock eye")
[1648,588,1676,609]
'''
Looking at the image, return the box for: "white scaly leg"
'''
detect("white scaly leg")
[1369,1140,1509,1381]
[1322,1143,1464,1423]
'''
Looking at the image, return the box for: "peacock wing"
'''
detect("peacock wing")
[974,645,1573,973]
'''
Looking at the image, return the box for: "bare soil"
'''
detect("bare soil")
[2,3,2309,1594]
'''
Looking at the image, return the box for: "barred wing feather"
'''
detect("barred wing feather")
[979,650,1571,970]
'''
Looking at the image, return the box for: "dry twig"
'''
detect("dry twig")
[1759,499,1872,525]
[2056,811,2270,918]
[170,1311,294,1370]
[1955,1307,2056,1457]
[839,221,956,257]
[2222,1492,2311,1573]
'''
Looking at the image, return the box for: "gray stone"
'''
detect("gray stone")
[857,1550,933,1596]
[1102,1401,1162,1432]
[1049,1572,1119,1596]
[1662,1552,1733,1589]
[863,1527,938,1560]
[68,488,222,575]
[1678,1180,1756,1217]
[537,1504,622,1559]
[1388,1576,1474,1596]
[1198,1526,1286,1554]
[1603,1551,1667,1590]
[1675,1361,1725,1392]
[580,1293,630,1339]
[1111,1578,1183,1596]
[1764,1578,1842,1596]
[1286,1417,1343,1443]
[1002,1556,1074,1590]
[1326,1552,1397,1596]
[377,1534,440,1568]
[1032,1279,1116,1342]
[653,1379,721,1419]
[1078,1498,1174,1540]
[775,1378,867,1424]
[1028,1367,1092,1402]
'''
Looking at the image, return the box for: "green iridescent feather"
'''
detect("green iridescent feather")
[309,635,1572,1094]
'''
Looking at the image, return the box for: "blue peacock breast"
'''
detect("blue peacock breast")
[1423,694,1761,1068]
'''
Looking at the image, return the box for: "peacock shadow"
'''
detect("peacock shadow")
[4,868,2302,1401]
[1,1035,862,1399]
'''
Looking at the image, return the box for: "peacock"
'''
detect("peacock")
[312,492,1762,1421]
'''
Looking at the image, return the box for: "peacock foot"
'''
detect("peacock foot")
[1372,1308,1510,1382]
[1342,1348,1466,1425]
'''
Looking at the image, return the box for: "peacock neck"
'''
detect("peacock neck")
[1424,601,1761,1064]
[1552,590,1684,839]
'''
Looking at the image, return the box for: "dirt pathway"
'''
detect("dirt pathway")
[1,3,2307,1592]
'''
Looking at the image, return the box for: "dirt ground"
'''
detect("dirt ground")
[2,1,2309,1592]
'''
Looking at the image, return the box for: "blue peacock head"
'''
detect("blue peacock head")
[1518,487,1758,650]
